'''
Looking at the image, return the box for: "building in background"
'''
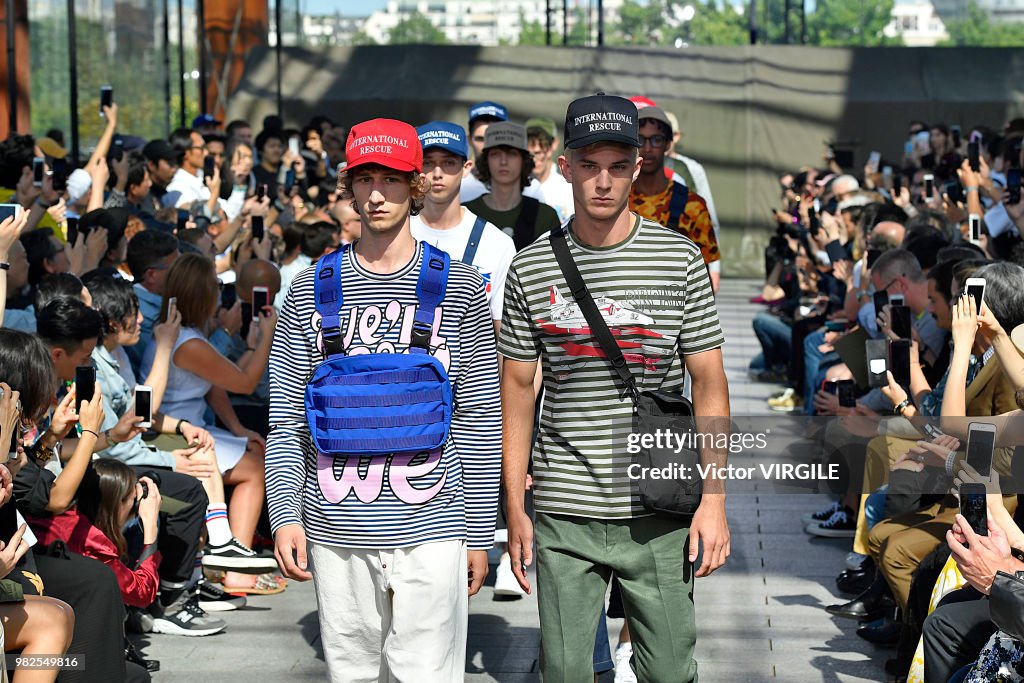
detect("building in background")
[886,0,949,46]
[932,0,1024,23]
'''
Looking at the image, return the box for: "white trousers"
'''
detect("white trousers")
[309,539,468,683]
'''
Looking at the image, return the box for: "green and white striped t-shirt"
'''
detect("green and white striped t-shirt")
[498,214,726,519]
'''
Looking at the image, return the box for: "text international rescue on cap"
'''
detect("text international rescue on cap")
[352,134,410,155]
[574,112,634,133]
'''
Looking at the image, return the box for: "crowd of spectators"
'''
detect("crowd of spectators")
[750,119,1024,681]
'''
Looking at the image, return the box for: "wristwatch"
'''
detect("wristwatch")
[893,399,911,416]
[28,437,61,465]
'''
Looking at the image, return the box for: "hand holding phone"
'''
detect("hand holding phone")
[134,386,153,430]
[203,156,216,180]
[251,215,265,242]
[959,483,988,540]
[968,214,982,244]
[33,158,45,188]
[965,422,996,479]
[836,379,857,408]
[100,85,113,116]
[252,287,270,320]
[75,366,96,415]
[968,141,980,172]
[965,278,985,316]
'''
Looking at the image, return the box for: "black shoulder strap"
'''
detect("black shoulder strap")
[461,215,487,265]
[513,196,541,251]
[668,181,689,232]
[548,223,639,404]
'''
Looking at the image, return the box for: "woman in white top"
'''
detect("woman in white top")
[141,253,277,590]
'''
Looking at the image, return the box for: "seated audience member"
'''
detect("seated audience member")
[19,229,70,288]
[34,272,91,313]
[141,254,282,594]
[124,230,180,375]
[210,259,279,437]
[2,239,33,332]
[1,327,149,682]
[78,209,130,271]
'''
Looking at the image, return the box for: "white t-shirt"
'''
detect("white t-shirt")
[163,168,211,209]
[276,253,313,308]
[411,208,515,321]
[537,167,575,224]
[461,172,547,205]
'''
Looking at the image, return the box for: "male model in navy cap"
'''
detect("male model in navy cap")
[499,93,731,682]
[461,100,549,206]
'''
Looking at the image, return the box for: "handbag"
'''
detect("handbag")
[548,225,701,518]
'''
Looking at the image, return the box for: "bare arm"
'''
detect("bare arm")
[172,334,270,397]
[501,358,538,510]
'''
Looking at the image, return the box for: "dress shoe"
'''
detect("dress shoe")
[836,567,875,595]
[125,638,160,672]
[826,586,895,622]
[856,617,901,646]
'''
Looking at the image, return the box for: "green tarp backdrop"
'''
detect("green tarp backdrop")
[228,45,1024,276]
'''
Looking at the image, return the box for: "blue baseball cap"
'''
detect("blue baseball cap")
[468,101,508,126]
[417,121,469,160]
[192,113,221,128]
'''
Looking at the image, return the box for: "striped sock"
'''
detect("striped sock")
[205,504,231,546]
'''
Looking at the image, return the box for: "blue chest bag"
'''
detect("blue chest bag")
[304,243,454,457]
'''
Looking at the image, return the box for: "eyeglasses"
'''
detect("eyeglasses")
[639,135,669,149]
[190,145,207,151]
[879,275,904,293]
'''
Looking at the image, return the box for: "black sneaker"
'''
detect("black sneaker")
[152,593,226,637]
[800,501,842,526]
[197,578,246,612]
[202,537,278,573]
[806,506,857,538]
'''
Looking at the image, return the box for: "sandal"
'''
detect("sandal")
[223,572,287,595]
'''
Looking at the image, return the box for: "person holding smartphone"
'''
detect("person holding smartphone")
[164,127,221,216]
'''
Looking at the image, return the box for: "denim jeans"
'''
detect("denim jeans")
[803,330,840,415]
[752,311,792,372]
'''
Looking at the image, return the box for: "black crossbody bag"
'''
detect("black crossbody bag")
[549,225,702,519]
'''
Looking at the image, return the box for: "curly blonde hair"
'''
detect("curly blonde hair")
[337,164,426,217]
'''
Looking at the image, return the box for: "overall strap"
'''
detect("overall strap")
[461,215,487,265]
[668,181,689,233]
[410,243,449,354]
[314,246,347,357]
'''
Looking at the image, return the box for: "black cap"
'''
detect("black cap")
[563,93,640,150]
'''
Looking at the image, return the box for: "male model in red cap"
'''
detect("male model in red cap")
[265,118,501,682]
[500,95,731,682]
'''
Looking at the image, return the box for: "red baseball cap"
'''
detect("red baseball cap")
[629,96,657,109]
[345,118,422,173]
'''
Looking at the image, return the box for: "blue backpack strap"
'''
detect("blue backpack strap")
[410,243,449,353]
[314,245,347,357]
[461,215,487,265]
[668,181,689,232]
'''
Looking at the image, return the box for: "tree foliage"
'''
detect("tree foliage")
[388,10,448,45]
[939,0,1024,46]
[518,11,548,46]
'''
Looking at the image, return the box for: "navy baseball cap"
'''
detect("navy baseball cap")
[417,121,470,159]
[564,93,640,150]
[468,101,508,127]
[192,113,221,128]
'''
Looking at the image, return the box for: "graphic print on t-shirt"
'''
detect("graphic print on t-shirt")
[538,285,671,373]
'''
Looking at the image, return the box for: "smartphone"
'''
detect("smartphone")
[837,379,857,408]
[923,422,945,440]
[924,174,935,199]
[904,140,914,156]
[220,282,237,311]
[284,168,296,191]
[968,141,980,172]
[867,150,881,172]
[99,85,113,115]
[240,303,253,339]
[890,293,905,307]
[112,138,124,162]
[203,155,216,179]
[33,157,45,187]
[893,174,903,197]
[866,248,882,270]
[134,386,153,430]
[252,286,270,320]
[0,204,23,223]
[960,483,988,539]
[256,184,267,202]
[951,125,962,149]
[889,339,912,388]
[823,379,840,395]
[251,215,265,242]
[75,365,96,414]
[176,211,188,232]
[1008,168,1022,205]
[873,290,889,317]
[807,205,819,234]
[944,180,965,205]
[882,165,893,179]
[825,240,847,264]
[965,422,997,479]
[867,339,889,388]
[966,213,982,243]
[51,158,68,192]
[66,217,79,245]
[168,297,177,315]
[288,137,301,157]
[890,304,912,339]
[965,277,985,315]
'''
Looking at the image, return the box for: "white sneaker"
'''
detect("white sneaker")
[493,555,526,598]
[614,642,637,683]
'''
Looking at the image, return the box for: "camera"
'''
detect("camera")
[139,480,149,500]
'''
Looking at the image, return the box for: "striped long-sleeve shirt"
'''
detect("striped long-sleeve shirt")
[266,242,502,550]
